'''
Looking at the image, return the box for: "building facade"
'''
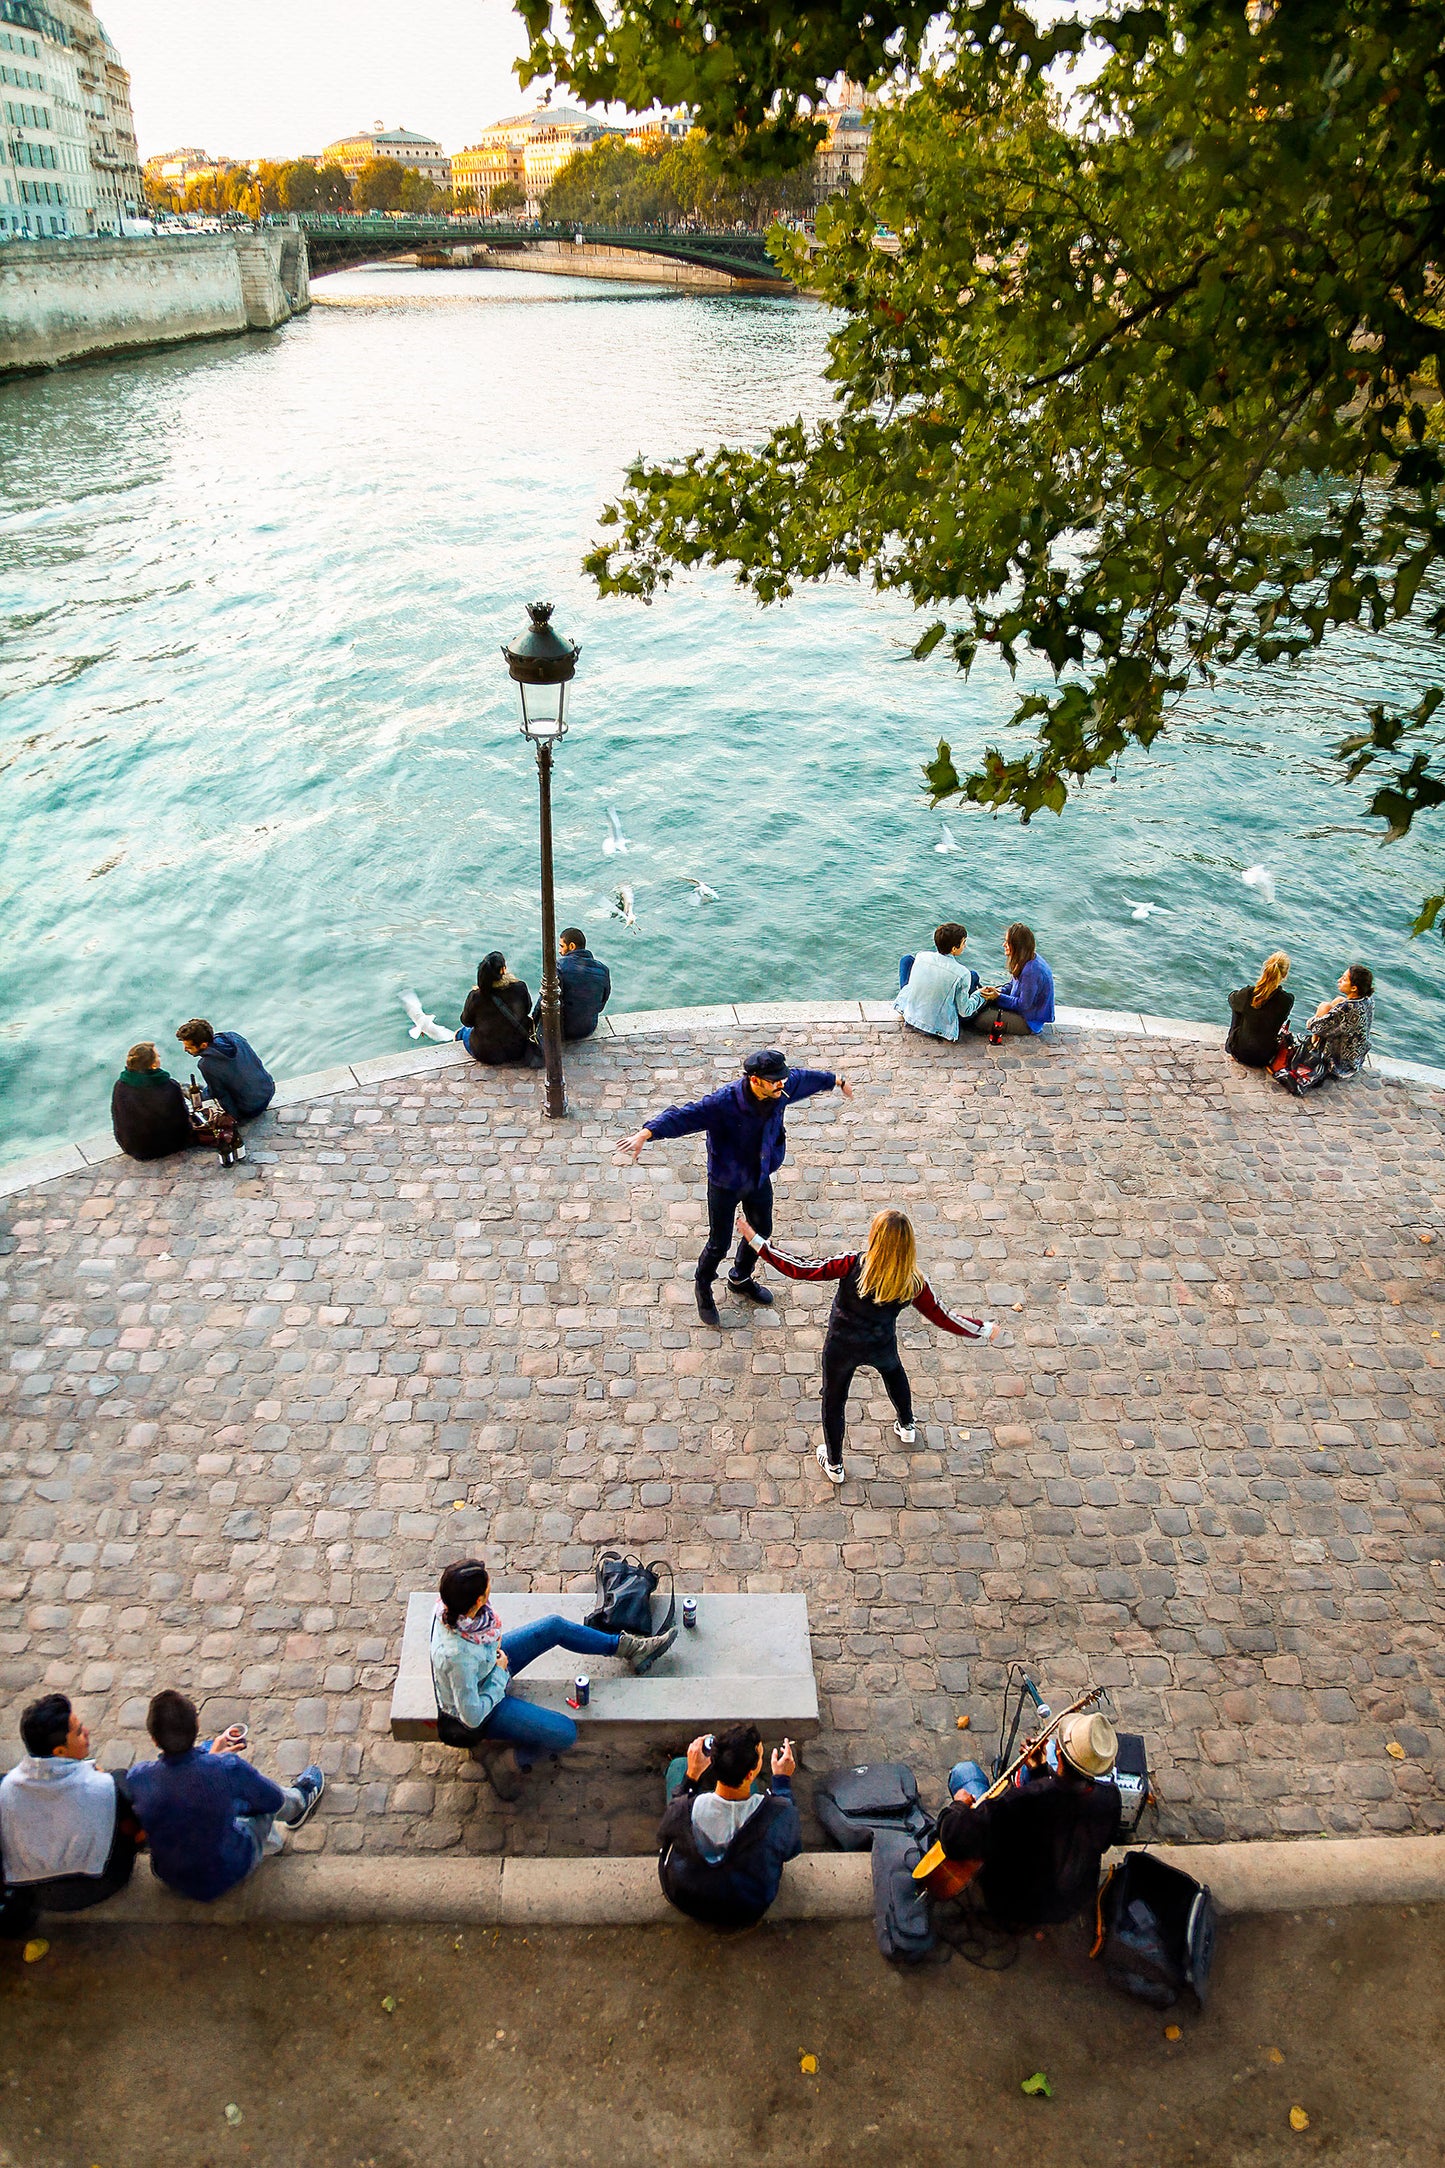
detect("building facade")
[0,0,140,237]
[814,100,872,196]
[52,0,142,229]
[451,107,611,216]
[319,124,449,187]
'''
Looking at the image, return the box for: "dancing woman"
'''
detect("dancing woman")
[736,1207,996,1485]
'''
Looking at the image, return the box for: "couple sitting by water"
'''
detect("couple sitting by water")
[454,932,611,1067]
[895,921,1055,1043]
[1226,951,1375,1091]
[110,1021,275,1166]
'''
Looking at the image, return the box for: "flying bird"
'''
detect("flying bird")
[611,885,638,931]
[1241,865,1277,906]
[934,823,961,854]
[1123,897,1166,921]
[602,807,630,856]
[400,990,454,1043]
[681,875,718,905]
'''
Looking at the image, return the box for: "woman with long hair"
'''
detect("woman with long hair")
[1225,950,1293,1067]
[456,951,541,1067]
[966,923,1056,1037]
[735,1206,996,1484]
[430,1558,676,1799]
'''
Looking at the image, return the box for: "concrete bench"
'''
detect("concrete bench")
[389,1590,820,1746]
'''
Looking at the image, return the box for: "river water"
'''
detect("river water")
[0,264,1438,1165]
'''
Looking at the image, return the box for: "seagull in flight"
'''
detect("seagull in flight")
[681,875,718,905]
[934,822,961,854]
[1241,865,1277,906]
[1123,897,1166,921]
[401,990,455,1043]
[603,807,630,856]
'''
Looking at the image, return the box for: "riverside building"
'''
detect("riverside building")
[0,0,140,237]
[319,122,449,188]
[451,106,614,216]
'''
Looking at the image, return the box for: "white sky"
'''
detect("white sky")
[98,0,542,161]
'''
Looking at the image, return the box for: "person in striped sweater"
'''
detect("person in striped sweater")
[735,1206,996,1484]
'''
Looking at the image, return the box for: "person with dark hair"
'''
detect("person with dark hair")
[125,1690,324,1902]
[534,928,611,1041]
[967,923,1056,1037]
[1225,951,1293,1068]
[1273,964,1376,1095]
[430,1559,676,1800]
[894,922,984,1041]
[0,1694,141,1936]
[456,952,541,1066]
[657,1724,802,1930]
[110,1041,198,1160]
[175,1019,275,1120]
[621,1048,854,1328]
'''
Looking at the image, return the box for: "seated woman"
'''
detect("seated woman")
[456,952,540,1067]
[966,923,1056,1037]
[430,1558,676,1800]
[110,1041,200,1161]
[1274,964,1375,1095]
[1225,950,1293,1068]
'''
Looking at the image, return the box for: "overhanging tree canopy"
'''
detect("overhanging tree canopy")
[519,0,1445,934]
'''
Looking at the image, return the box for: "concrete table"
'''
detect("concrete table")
[390,1591,820,1745]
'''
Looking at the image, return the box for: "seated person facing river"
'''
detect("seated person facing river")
[966,923,1055,1037]
[429,1559,676,1800]
[895,921,984,1041]
[657,1725,802,1932]
[1225,951,1293,1068]
[456,952,540,1067]
[110,1041,216,1161]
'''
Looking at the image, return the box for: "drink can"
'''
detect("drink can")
[682,1598,698,1629]
[574,1674,590,1707]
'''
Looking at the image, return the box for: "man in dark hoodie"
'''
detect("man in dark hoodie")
[176,1019,275,1121]
[533,927,611,1041]
[657,1724,801,1931]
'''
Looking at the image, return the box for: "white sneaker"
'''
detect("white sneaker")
[815,1444,845,1485]
[894,1420,917,1444]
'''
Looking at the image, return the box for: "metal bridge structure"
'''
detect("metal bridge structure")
[285,213,788,285]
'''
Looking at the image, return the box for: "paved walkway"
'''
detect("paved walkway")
[2,1015,1442,1860]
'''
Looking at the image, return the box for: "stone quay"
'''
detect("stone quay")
[1,1005,1441,1863]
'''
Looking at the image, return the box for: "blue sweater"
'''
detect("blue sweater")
[996,956,1055,1032]
[196,1031,275,1119]
[646,1069,836,1192]
[126,1748,283,1902]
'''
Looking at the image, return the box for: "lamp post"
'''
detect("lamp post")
[502,601,580,1120]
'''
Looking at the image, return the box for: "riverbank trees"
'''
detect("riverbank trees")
[527,1,1445,935]
[542,131,818,229]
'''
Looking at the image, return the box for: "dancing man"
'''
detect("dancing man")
[621,1047,852,1328]
[736,1206,995,1484]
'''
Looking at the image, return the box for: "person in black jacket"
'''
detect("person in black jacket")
[1225,951,1293,1068]
[658,1723,802,1931]
[110,1042,199,1161]
[534,928,611,1041]
[456,952,541,1067]
[935,1712,1123,1931]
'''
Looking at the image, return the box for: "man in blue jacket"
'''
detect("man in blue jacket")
[176,1019,275,1121]
[622,1047,852,1327]
[534,928,611,1041]
[126,1690,323,1903]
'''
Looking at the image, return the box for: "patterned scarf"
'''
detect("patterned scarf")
[439,1595,501,1645]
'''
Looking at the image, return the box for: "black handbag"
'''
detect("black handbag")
[585,1551,675,1639]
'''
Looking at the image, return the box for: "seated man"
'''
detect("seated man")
[895,922,983,1042]
[933,1712,1122,1930]
[175,1018,276,1121]
[0,1694,141,1936]
[657,1724,802,1931]
[125,1690,324,1904]
[540,927,611,1041]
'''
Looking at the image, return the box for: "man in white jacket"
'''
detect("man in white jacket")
[0,1693,139,1935]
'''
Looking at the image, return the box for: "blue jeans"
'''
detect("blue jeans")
[948,1759,988,1802]
[454,1026,472,1051]
[899,954,915,990]
[480,1615,620,1766]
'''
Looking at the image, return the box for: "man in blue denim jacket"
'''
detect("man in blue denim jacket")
[622,1047,852,1327]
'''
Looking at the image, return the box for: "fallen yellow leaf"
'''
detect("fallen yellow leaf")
[1290,2107,1310,2132]
[1164,2025,1182,2041]
[956,1714,971,1730]
[1386,1742,1407,1760]
[22,1939,48,1964]
[1269,2048,1285,2065]
[800,2053,818,2075]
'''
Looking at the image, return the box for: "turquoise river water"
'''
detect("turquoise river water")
[0,263,1439,1166]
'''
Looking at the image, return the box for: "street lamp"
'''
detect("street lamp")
[502,601,580,1120]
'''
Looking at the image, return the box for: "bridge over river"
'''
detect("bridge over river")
[285,213,789,286]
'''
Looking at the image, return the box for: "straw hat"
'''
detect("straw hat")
[1059,1712,1118,1778]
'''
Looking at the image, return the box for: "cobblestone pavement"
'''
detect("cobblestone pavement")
[2,1023,1442,1860]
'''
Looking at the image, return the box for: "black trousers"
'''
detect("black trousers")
[820,1336,913,1465]
[696,1178,774,1288]
[966,1003,1031,1037]
[0,1817,137,1937]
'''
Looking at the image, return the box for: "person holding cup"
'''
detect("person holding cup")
[657,1724,802,1930]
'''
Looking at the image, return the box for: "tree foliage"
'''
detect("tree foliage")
[542,130,818,226]
[564,0,1445,931]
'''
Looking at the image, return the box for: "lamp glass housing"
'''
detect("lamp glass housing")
[516,676,567,742]
[502,602,579,745]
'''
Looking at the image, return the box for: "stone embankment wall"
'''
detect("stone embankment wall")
[0,231,311,378]
[448,239,782,292]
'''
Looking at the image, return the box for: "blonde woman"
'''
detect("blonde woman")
[1225,950,1293,1068]
[736,1207,996,1484]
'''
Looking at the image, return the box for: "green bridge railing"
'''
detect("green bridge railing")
[280,213,788,283]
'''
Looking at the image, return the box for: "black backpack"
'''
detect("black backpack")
[814,1763,933,1852]
[585,1551,675,1640]
[871,1827,936,1963]
[1096,1850,1217,2009]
